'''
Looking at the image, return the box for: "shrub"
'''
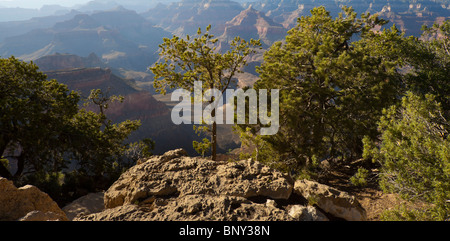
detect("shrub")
[364,92,450,220]
[350,168,369,187]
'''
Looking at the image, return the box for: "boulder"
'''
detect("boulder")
[62,192,105,220]
[288,205,329,221]
[294,179,367,221]
[0,177,68,221]
[78,149,296,221]
[104,149,293,209]
[18,211,66,221]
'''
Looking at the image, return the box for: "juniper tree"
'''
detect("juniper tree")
[236,6,404,173]
[0,56,141,182]
[150,25,261,161]
[0,56,79,179]
[411,20,450,118]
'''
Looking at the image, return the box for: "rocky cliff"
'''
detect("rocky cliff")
[246,0,450,37]
[219,6,286,47]
[34,52,106,71]
[44,67,139,96]
[142,0,244,36]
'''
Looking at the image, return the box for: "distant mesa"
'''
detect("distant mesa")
[34,52,106,71]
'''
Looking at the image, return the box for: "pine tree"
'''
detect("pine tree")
[236,6,404,172]
[150,25,261,161]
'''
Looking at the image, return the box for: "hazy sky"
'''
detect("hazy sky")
[0,0,92,8]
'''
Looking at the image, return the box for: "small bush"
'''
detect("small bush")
[350,168,369,187]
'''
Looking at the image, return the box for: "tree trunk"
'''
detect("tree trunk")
[210,93,217,162]
[212,121,217,161]
[13,154,25,178]
[0,137,12,179]
[0,161,12,179]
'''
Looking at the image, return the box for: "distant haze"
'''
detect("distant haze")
[0,0,184,9]
[0,0,91,8]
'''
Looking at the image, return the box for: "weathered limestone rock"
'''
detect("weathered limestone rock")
[288,205,329,221]
[77,194,294,221]
[62,192,105,220]
[18,211,66,221]
[104,149,293,209]
[294,179,367,221]
[0,177,68,221]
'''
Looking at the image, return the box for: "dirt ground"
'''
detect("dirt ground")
[316,158,427,221]
[356,188,405,221]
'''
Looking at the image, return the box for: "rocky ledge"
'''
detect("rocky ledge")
[74,149,366,221]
